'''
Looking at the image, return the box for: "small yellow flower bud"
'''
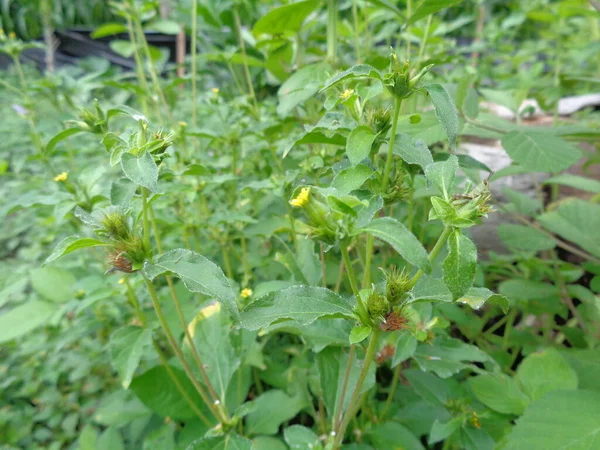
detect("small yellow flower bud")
[8,32,16,39]
[211,87,219,94]
[179,121,187,127]
[340,89,354,100]
[118,278,125,285]
[53,172,68,182]
[240,288,253,298]
[289,187,310,208]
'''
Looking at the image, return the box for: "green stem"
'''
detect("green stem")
[409,226,452,287]
[125,14,150,117]
[352,0,361,63]
[362,234,374,289]
[340,245,360,298]
[233,5,258,114]
[405,0,412,57]
[327,0,337,64]
[416,15,432,66]
[191,0,198,129]
[381,98,403,194]
[332,329,381,448]
[333,346,355,430]
[141,188,151,250]
[380,362,401,420]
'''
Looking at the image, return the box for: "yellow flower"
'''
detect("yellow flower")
[53,172,68,182]
[289,187,310,208]
[179,121,187,127]
[8,32,15,39]
[118,278,125,285]
[211,87,219,94]
[340,89,354,100]
[240,288,253,298]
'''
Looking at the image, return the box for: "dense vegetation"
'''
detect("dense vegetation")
[1,1,599,449]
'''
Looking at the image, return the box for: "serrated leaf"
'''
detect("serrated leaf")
[110,326,152,389]
[143,249,239,321]
[498,224,556,252]
[423,84,459,149]
[245,390,306,435]
[253,0,320,36]
[320,64,382,92]
[443,231,477,300]
[346,126,376,165]
[457,287,510,313]
[121,151,158,192]
[357,218,431,273]
[240,286,354,331]
[425,155,458,200]
[469,373,529,415]
[544,174,600,194]
[349,325,371,344]
[393,133,434,170]
[44,236,109,266]
[501,131,581,172]
[331,164,373,195]
[410,276,453,304]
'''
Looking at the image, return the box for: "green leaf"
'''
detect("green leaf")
[331,164,373,195]
[364,0,405,18]
[504,390,600,450]
[404,369,450,405]
[515,348,578,401]
[106,105,147,123]
[0,300,57,343]
[413,336,490,378]
[110,326,152,389]
[502,186,542,217]
[240,286,354,331]
[357,218,431,273]
[391,333,418,367]
[109,40,135,58]
[501,131,581,172]
[369,422,425,450]
[44,236,109,266]
[538,199,600,258]
[498,224,556,252]
[91,23,127,38]
[406,0,465,26]
[45,128,82,154]
[393,133,434,170]
[185,303,240,401]
[130,365,206,420]
[79,425,99,450]
[245,390,306,435]
[498,279,559,302]
[186,435,252,450]
[349,325,371,344]
[425,155,458,200]
[277,62,331,117]
[430,196,473,228]
[150,19,180,35]
[429,418,462,445]
[443,231,477,300]
[457,287,510,314]
[253,0,320,36]
[97,427,125,450]
[469,373,530,415]
[30,267,76,303]
[320,65,382,92]
[316,347,376,419]
[284,425,320,449]
[410,276,453,304]
[121,151,158,192]
[143,249,239,321]
[544,174,600,194]
[561,349,600,392]
[422,84,459,149]
[346,126,376,165]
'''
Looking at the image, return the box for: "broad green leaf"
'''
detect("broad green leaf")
[45,128,82,154]
[240,286,354,331]
[110,326,152,389]
[185,303,240,402]
[79,425,99,450]
[284,425,320,449]
[391,332,417,367]
[251,436,287,450]
[422,84,459,149]
[320,65,382,92]
[346,126,376,165]
[501,131,581,172]
[357,218,431,273]
[469,373,530,415]
[429,418,462,445]
[429,196,473,228]
[91,23,128,38]
[44,236,109,266]
[515,348,578,401]
[253,0,320,36]
[404,369,450,405]
[130,365,205,420]
[544,174,600,194]
[460,427,495,450]
[410,276,453,304]
[349,325,371,344]
[457,287,510,313]
[187,435,252,450]
[538,199,600,258]
[364,0,405,18]
[97,427,125,450]
[501,186,543,217]
[30,267,76,303]
[150,19,180,35]
[561,349,600,392]
[331,164,373,195]
[245,390,306,435]
[121,151,158,192]
[393,133,434,170]
[498,224,556,252]
[109,40,135,58]
[111,178,137,206]
[425,155,458,200]
[443,231,477,300]
[277,62,330,117]
[0,300,57,343]
[143,249,239,321]
[316,347,376,419]
[413,336,490,378]
[406,0,464,26]
[504,390,600,450]
[369,422,425,450]
[498,279,559,302]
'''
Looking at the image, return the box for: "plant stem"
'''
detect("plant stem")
[380,362,401,420]
[405,0,412,57]
[352,0,361,63]
[333,346,355,430]
[191,0,198,129]
[340,245,360,298]
[409,226,452,287]
[381,98,402,194]
[327,0,338,64]
[362,234,375,289]
[233,5,258,113]
[416,15,432,66]
[125,14,150,117]
[332,329,381,448]
[141,188,151,250]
